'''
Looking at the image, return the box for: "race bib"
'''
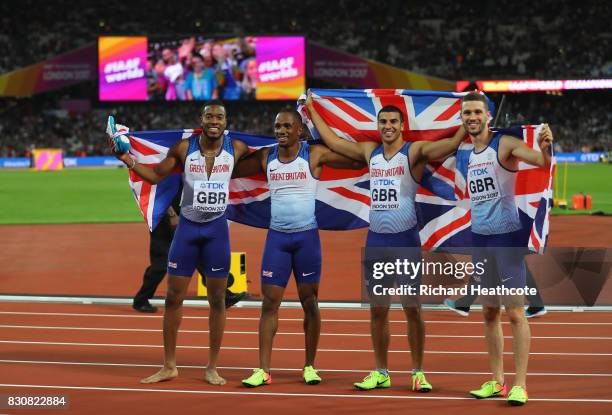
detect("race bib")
[193,180,229,213]
[370,178,400,210]
[468,163,502,203]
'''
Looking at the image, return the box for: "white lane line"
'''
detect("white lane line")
[1,325,610,340]
[2,359,612,377]
[0,384,611,403]
[1,340,610,356]
[3,296,609,313]
[1,311,611,325]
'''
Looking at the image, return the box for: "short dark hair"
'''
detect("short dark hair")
[201,100,225,114]
[377,105,404,123]
[461,92,488,109]
[277,109,303,125]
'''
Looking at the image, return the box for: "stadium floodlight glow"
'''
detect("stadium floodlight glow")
[475,79,612,92]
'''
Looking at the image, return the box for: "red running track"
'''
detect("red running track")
[0,302,611,414]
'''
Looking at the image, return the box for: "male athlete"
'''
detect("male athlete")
[108,100,250,385]
[233,109,364,387]
[306,91,466,392]
[459,92,553,406]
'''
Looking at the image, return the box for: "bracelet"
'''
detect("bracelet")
[127,158,136,169]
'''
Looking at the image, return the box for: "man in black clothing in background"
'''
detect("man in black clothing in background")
[132,194,181,313]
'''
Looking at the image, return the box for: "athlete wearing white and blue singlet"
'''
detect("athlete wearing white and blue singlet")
[459,92,553,406]
[306,90,466,393]
[233,110,365,387]
[112,101,251,386]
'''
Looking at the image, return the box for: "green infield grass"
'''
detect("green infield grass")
[551,163,612,215]
[0,168,142,224]
[0,163,609,224]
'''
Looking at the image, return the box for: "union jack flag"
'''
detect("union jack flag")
[227,156,370,230]
[124,89,553,253]
[302,89,554,252]
[125,129,186,231]
[125,128,370,231]
[125,129,271,231]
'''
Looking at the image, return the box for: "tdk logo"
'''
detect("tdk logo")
[469,168,488,177]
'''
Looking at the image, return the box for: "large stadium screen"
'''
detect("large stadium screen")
[98,35,305,101]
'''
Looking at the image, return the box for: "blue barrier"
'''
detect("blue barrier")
[555,152,606,163]
[1,153,606,169]
[0,158,31,168]
[63,157,124,167]
[0,156,125,168]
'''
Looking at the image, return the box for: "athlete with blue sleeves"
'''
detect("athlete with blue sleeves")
[233,109,365,387]
[459,92,553,406]
[109,100,251,386]
[306,90,466,393]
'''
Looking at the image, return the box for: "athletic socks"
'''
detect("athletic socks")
[375,369,424,376]
[376,368,389,377]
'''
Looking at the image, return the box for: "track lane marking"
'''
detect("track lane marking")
[0,384,611,403]
[1,311,611,325]
[1,325,610,340]
[2,359,612,377]
[1,340,610,356]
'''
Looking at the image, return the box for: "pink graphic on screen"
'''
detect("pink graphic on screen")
[99,37,148,101]
[255,37,305,100]
[34,150,63,170]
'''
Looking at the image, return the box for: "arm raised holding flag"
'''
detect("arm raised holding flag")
[106,101,250,387]
[106,114,184,182]
[459,92,554,406]
[305,90,466,181]
[306,89,465,393]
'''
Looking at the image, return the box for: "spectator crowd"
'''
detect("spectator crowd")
[2,0,609,79]
[0,0,609,156]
